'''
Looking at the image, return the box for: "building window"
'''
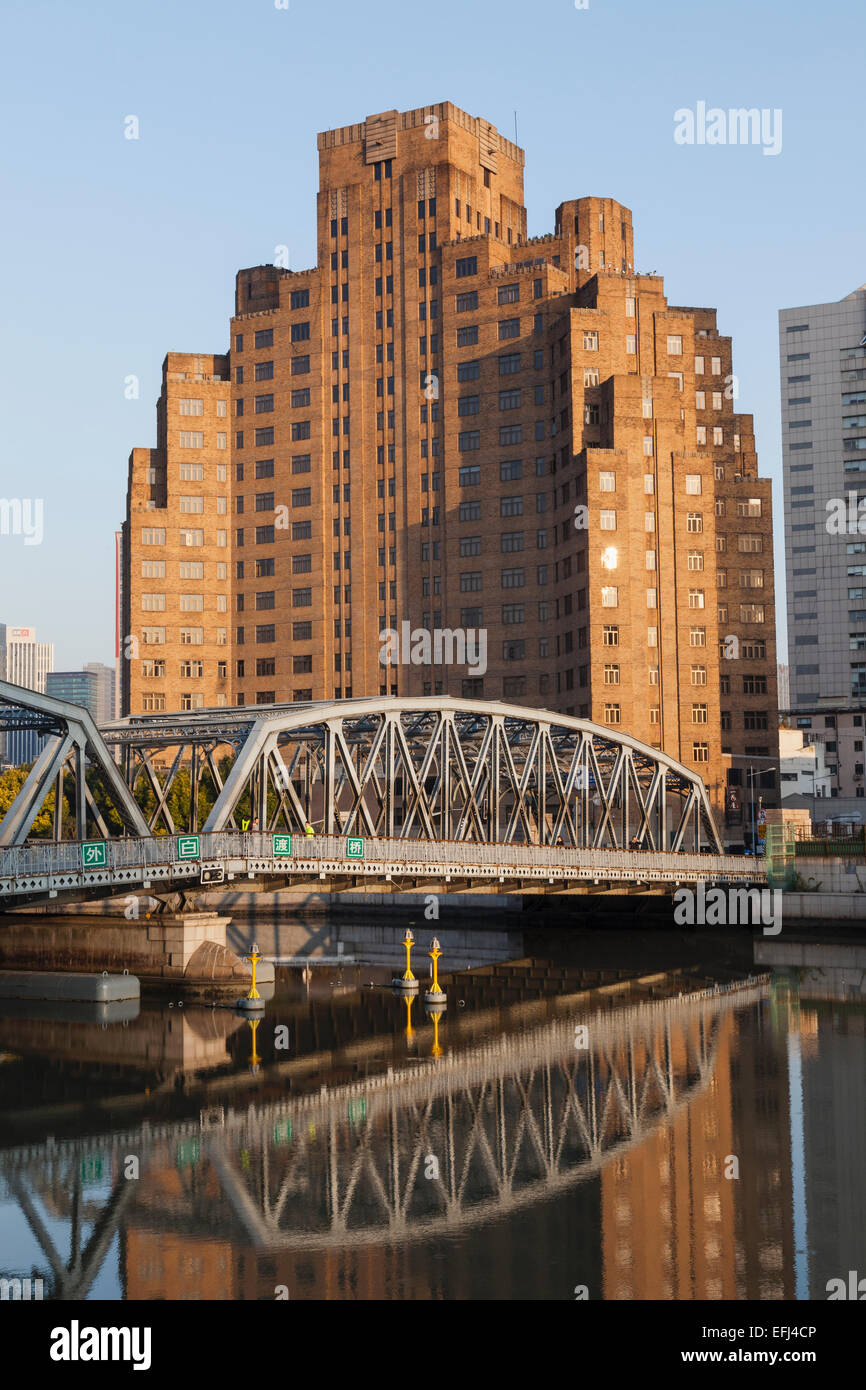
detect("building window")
[501,568,525,589]
[740,603,765,623]
[501,531,524,553]
[457,325,479,347]
[502,639,525,660]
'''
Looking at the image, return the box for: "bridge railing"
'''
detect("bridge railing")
[0,832,763,883]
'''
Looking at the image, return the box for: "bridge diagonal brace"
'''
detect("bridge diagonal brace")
[447,717,493,842]
[329,722,383,838]
[391,714,440,841]
[0,732,74,846]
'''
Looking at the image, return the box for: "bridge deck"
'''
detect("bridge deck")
[0,832,766,908]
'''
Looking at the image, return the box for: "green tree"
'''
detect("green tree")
[0,764,55,837]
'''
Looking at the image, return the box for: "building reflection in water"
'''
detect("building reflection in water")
[0,948,863,1301]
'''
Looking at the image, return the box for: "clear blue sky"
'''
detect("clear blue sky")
[1,0,863,669]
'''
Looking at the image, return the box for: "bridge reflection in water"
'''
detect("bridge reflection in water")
[0,975,780,1300]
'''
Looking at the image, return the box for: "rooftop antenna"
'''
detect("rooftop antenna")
[514,110,518,143]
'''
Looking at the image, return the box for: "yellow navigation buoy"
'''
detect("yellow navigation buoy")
[393,926,419,991]
[236,941,266,1013]
[425,935,447,1006]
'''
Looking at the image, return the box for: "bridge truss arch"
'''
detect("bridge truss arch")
[0,680,149,847]
[96,696,721,853]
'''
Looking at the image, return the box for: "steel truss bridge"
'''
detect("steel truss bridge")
[0,976,767,1291]
[0,685,763,906]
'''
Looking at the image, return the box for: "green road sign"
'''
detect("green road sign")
[176,1139,200,1168]
[346,836,365,860]
[81,841,107,869]
[347,1098,367,1126]
[176,835,201,861]
[273,1118,293,1146]
[80,1155,104,1185]
[273,834,292,857]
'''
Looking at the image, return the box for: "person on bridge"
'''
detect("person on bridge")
[304,820,315,838]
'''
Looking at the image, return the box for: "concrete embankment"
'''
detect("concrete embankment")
[0,912,273,1000]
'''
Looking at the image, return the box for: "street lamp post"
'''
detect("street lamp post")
[746,764,775,853]
[726,754,781,854]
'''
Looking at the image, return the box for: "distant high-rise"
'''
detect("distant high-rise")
[777,662,790,712]
[123,102,781,831]
[83,661,116,724]
[780,283,866,800]
[46,669,99,718]
[0,624,54,765]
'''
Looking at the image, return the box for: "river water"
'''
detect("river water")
[0,919,863,1301]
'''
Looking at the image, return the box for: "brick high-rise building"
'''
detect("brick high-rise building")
[122,102,779,832]
[122,353,231,717]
